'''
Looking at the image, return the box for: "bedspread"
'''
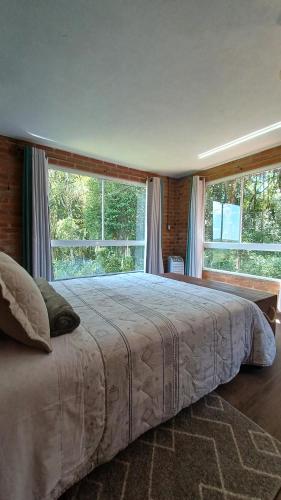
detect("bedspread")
[0,273,276,500]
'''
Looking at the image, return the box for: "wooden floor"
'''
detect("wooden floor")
[217,313,281,441]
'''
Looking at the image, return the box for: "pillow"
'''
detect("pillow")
[0,252,52,352]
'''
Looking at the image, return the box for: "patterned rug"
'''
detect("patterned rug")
[61,394,281,500]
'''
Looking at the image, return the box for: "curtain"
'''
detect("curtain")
[22,146,33,274]
[22,146,52,280]
[146,177,164,274]
[32,148,52,280]
[185,176,205,278]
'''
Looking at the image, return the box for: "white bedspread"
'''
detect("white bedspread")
[0,273,276,500]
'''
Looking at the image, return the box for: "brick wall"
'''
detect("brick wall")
[162,177,177,265]
[203,270,281,298]
[173,176,191,261]
[0,134,178,268]
[199,144,281,182]
[0,138,22,261]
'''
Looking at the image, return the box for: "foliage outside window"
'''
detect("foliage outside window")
[204,167,281,279]
[49,169,146,279]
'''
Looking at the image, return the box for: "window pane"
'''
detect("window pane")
[205,180,241,242]
[84,177,102,239]
[104,180,146,240]
[204,248,281,279]
[49,169,147,279]
[242,169,281,244]
[52,246,145,280]
[49,171,146,244]
[49,169,102,240]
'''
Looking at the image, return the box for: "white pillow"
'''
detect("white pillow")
[0,252,52,352]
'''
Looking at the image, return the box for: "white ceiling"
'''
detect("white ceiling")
[0,0,281,177]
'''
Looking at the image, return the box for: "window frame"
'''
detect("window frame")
[203,164,281,278]
[48,165,147,277]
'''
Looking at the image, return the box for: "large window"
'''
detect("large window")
[49,168,146,279]
[204,167,281,279]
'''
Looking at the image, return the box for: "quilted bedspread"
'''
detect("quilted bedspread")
[0,273,276,500]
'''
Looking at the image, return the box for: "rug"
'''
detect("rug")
[60,394,281,500]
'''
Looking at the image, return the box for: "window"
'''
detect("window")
[204,167,281,279]
[49,168,146,279]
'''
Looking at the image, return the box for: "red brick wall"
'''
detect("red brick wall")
[0,134,178,268]
[199,144,281,182]
[162,177,177,266]
[203,270,281,297]
[173,176,191,261]
[0,138,22,261]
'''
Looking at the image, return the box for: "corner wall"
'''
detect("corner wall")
[200,144,281,296]
[0,135,178,268]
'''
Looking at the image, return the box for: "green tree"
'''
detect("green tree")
[48,169,146,279]
[83,178,102,239]
[204,168,281,279]
[103,181,146,240]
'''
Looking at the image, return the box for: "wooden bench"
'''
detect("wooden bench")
[161,273,277,334]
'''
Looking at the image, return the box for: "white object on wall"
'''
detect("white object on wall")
[167,256,184,274]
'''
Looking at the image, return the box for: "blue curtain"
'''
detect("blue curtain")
[185,176,193,275]
[185,176,205,277]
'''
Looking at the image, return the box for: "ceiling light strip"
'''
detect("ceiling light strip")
[27,131,57,143]
[198,121,281,159]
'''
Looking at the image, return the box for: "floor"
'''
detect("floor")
[217,313,281,442]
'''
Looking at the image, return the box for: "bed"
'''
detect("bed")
[0,273,276,500]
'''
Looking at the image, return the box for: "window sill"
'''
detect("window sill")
[203,267,281,284]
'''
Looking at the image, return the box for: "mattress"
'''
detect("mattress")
[0,273,276,500]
